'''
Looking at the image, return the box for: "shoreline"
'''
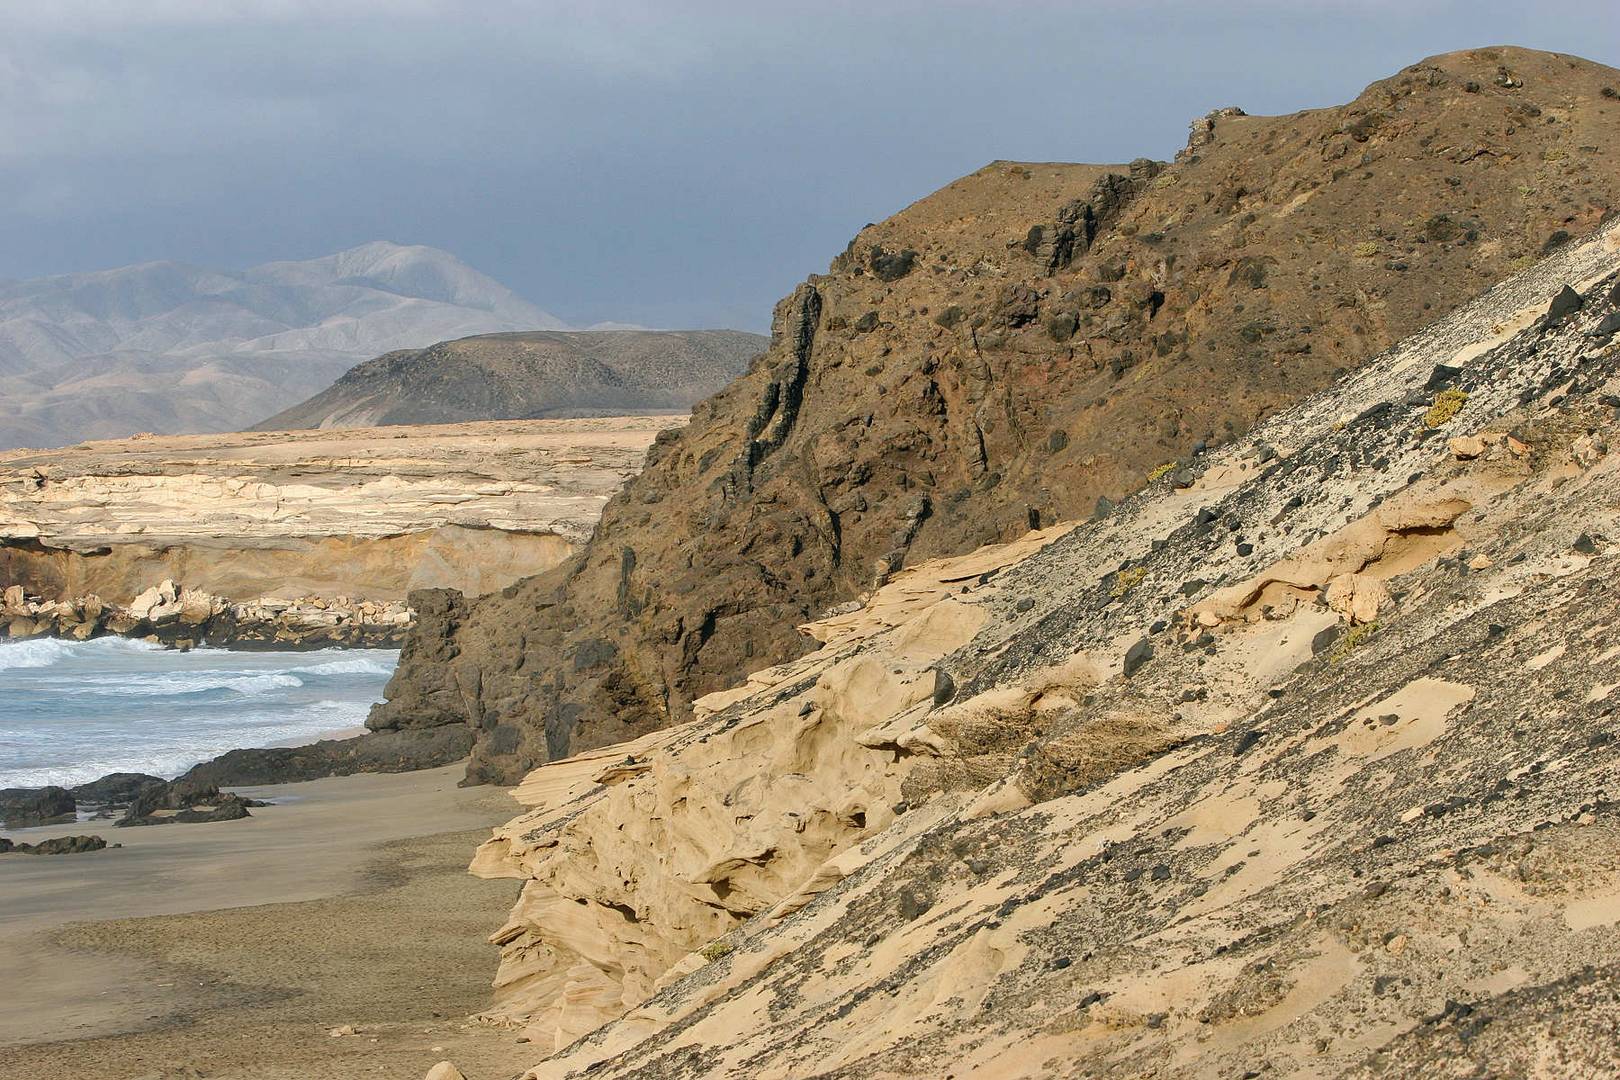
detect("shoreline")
[0,638,402,794]
[2,583,413,652]
[0,764,535,1080]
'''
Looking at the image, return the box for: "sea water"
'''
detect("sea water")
[0,636,397,788]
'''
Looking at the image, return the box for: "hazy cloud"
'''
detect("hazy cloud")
[1,1,1616,329]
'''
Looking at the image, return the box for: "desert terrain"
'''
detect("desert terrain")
[4,42,1619,1080]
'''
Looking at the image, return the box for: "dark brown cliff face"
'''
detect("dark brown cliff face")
[370,46,1620,784]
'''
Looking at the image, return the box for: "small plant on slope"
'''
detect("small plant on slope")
[1424,389,1469,428]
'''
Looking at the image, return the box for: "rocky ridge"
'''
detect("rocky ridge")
[460,215,1620,1076]
[371,47,1620,784]
[258,329,766,431]
[0,241,570,450]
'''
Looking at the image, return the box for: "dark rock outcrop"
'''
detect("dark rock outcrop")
[365,589,473,732]
[0,786,76,829]
[178,726,474,788]
[0,834,108,856]
[68,773,166,807]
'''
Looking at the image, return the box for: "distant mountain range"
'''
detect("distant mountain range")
[257,329,767,431]
[0,241,620,449]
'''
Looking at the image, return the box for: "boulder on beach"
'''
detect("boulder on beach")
[0,786,77,829]
[69,773,166,808]
[116,779,262,827]
[0,834,108,856]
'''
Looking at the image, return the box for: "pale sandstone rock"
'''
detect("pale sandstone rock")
[468,538,1059,1050]
[127,584,166,620]
[1187,494,1473,628]
[1572,432,1608,468]
[423,1064,467,1080]
[0,417,679,607]
[1325,572,1390,625]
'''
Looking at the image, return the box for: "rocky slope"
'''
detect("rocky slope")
[372,47,1620,784]
[0,416,678,642]
[258,330,766,430]
[461,210,1620,1078]
[0,242,567,450]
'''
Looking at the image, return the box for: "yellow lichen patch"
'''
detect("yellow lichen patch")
[1110,566,1148,599]
[699,940,734,963]
[1147,462,1177,483]
[1424,388,1469,427]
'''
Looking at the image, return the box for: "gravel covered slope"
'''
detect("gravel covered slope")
[469,219,1620,1077]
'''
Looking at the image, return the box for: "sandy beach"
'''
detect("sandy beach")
[0,765,536,1080]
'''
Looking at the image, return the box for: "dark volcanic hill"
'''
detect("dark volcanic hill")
[255,329,767,430]
[367,47,1620,784]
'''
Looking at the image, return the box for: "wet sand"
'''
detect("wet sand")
[0,765,536,1080]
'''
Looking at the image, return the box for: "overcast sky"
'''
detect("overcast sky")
[2,2,1617,331]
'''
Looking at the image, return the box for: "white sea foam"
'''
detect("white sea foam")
[54,671,306,696]
[0,635,159,672]
[292,657,394,677]
[0,642,397,789]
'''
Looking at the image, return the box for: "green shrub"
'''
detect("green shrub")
[1330,620,1379,664]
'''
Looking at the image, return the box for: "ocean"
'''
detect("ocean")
[0,636,397,789]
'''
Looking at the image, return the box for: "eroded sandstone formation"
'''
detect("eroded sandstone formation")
[373,47,1620,783]
[469,218,1620,1076]
[0,416,678,645]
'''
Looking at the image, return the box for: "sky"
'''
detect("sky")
[2,1,1617,332]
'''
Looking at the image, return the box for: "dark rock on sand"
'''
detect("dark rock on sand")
[0,786,77,829]
[180,725,474,788]
[69,773,166,807]
[117,779,262,827]
[0,834,108,856]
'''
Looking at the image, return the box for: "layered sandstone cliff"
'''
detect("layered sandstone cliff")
[372,47,1620,783]
[0,416,678,644]
[465,216,1620,1077]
